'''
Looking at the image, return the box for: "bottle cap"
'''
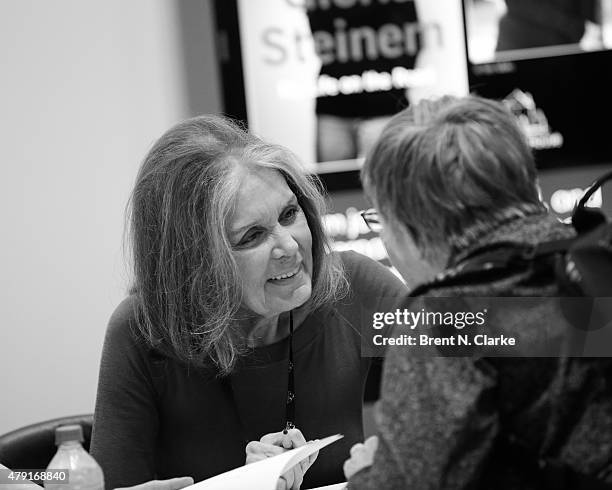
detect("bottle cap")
[55,424,84,445]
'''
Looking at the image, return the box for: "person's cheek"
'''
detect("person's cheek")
[297,224,313,276]
[240,249,268,314]
[261,242,279,310]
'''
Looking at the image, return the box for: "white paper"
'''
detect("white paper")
[309,484,347,490]
[189,434,343,490]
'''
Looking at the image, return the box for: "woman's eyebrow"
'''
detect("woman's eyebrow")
[230,195,298,237]
[284,195,298,207]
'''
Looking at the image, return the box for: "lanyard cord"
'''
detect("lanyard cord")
[224,311,297,441]
[285,310,296,431]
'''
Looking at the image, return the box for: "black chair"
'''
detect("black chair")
[0,414,93,470]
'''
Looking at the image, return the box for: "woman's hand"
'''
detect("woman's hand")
[343,435,379,480]
[115,476,194,490]
[245,428,319,490]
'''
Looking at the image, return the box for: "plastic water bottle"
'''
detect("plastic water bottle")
[44,425,104,490]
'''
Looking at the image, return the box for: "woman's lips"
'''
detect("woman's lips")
[268,264,303,285]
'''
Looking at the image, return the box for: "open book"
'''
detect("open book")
[187,434,347,490]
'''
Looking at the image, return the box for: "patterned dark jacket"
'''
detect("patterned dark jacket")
[350,212,612,489]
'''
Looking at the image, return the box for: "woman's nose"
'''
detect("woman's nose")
[271,227,299,259]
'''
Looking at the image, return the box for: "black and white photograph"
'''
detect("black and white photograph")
[1,1,611,489]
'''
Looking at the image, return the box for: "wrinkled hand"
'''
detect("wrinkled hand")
[115,476,194,490]
[343,435,379,480]
[245,428,319,490]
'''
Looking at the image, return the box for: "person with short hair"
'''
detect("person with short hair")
[344,96,612,489]
[90,115,406,490]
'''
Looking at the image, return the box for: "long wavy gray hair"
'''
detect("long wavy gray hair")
[127,115,347,375]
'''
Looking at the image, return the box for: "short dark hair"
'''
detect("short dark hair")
[127,115,346,375]
[361,95,545,257]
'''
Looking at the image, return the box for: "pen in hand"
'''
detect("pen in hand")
[281,428,319,475]
[281,428,293,450]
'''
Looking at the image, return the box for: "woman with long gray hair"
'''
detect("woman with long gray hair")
[90,115,405,490]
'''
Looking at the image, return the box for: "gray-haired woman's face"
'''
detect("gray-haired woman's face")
[229,167,313,318]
